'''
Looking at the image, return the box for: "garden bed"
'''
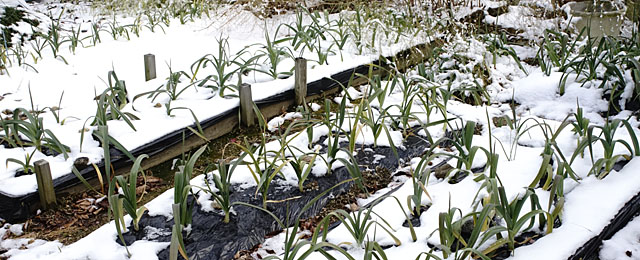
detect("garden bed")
[1,1,640,260]
[0,0,436,222]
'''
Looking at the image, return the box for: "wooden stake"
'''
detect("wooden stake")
[294,57,307,106]
[144,54,156,81]
[34,159,56,210]
[239,83,255,127]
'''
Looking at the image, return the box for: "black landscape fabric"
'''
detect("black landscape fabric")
[120,134,429,260]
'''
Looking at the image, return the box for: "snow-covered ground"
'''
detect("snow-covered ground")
[0,0,428,197]
[1,0,639,259]
[601,214,640,260]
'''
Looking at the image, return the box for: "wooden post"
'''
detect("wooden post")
[239,83,255,127]
[294,57,307,106]
[144,54,156,81]
[34,159,56,210]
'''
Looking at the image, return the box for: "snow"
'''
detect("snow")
[1,0,640,259]
[8,224,22,236]
[510,158,640,260]
[498,71,610,122]
[310,103,321,112]
[1,239,64,260]
[601,215,640,260]
[267,112,302,132]
[510,71,562,104]
[484,5,560,39]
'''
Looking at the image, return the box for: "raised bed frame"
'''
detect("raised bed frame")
[0,43,437,222]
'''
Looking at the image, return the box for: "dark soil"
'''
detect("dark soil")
[402,205,429,228]
[13,171,167,245]
[237,0,390,18]
[490,231,543,260]
[13,169,33,177]
[18,191,110,244]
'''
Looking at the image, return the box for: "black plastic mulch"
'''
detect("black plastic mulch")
[569,160,639,260]
[119,134,430,260]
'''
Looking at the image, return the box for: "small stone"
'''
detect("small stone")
[73,157,90,171]
[492,115,511,128]
[627,251,632,257]
[434,164,454,179]
[460,219,475,237]
[154,103,162,108]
